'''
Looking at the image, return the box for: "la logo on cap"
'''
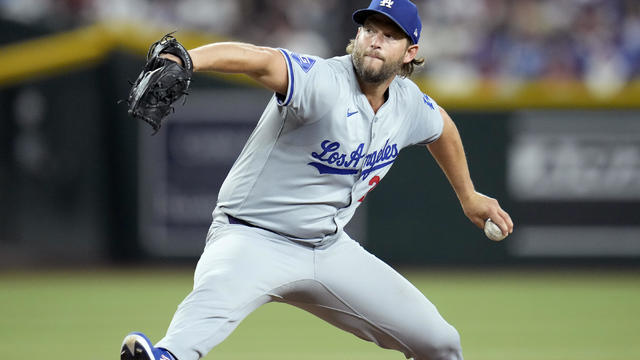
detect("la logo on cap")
[380,0,394,8]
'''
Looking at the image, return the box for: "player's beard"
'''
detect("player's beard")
[352,44,404,84]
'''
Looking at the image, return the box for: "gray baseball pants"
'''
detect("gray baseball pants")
[156,218,463,360]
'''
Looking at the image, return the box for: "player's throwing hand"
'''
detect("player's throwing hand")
[461,191,513,237]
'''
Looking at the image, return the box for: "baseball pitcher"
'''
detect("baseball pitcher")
[121,1,514,359]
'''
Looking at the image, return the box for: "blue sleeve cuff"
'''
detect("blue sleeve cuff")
[276,48,295,106]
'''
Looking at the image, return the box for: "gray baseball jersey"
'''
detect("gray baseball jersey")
[155,50,463,360]
[215,49,443,244]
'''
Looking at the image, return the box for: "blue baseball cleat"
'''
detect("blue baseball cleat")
[120,332,176,360]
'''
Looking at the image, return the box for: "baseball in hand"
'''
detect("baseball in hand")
[484,219,507,241]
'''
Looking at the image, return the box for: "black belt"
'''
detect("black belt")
[226,214,320,249]
[227,214,257,228]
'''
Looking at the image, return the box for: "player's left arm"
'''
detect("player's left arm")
[426,107,514,236]
[161,42,288,95]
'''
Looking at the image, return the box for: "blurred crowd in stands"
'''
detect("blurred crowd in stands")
[2,0,639,88]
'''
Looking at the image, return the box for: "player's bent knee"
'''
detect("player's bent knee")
[413,325,462,360]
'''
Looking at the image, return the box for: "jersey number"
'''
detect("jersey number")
[358,176,381,202]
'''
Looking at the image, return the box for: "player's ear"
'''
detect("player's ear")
[403,44,419,64]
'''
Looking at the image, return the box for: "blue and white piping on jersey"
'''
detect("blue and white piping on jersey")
[308,139,399,180]
[276,49,318,106]
[277,49,295,106]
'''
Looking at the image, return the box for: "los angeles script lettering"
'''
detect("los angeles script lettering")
[310,139,399,172]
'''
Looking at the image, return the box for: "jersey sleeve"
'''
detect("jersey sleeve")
[276,48,336,120]
[409,92,444,146]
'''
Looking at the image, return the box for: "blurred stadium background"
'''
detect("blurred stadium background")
[1,0,639,359]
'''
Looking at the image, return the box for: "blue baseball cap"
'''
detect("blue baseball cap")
[353,0,422,44]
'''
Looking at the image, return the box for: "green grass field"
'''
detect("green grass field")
[1,268,638,360]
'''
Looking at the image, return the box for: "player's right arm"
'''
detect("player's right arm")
[164,42,288,95]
